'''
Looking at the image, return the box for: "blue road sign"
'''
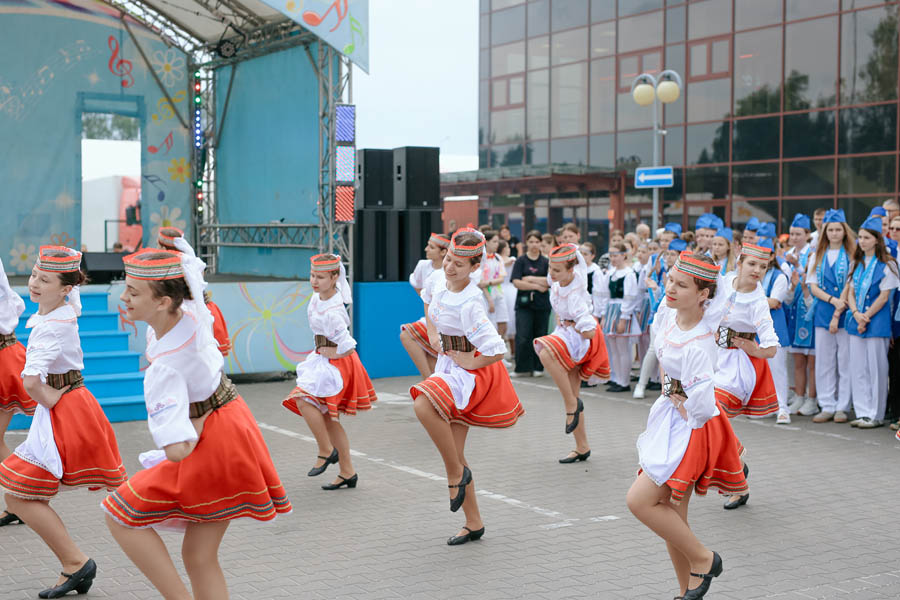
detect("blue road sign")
[635,166,674,188]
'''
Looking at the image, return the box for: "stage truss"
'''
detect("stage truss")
[99,0,352,276]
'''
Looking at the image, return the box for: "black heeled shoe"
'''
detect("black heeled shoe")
[558,449,591,464]
[307,448,339,477]
[447,525,485,546]
[0,511,23,526]
[448,466,472,512]
[321,473,358,490]
[723,493,749,509]
[683,551,722,599]
[565,398,584,434]
[39,558,96,599]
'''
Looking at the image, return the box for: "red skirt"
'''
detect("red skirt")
[102,397,291,528]
[410,361,525,428]
[0,386,126,500]
[664,411,748,504]
[401,320,438,358]
[533,322,611,382]
[715,355,779,418]
[283,351,377,419]
[0,342,35,415]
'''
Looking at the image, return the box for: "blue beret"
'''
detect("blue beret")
[715,227,733,240]
[861,215,883,233]
[757,222,776,239]
[744,217,760,232]
[668,238,688,252]
[869,206,887,217]
[664,222,683,235]
[790,213,811,230]
[823,208,846,224]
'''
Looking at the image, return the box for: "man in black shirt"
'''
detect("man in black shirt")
[510,230,551,376]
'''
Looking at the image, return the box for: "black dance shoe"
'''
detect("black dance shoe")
[565,398,584,434]
[558,449,591,464]
[683,551,723,599]
[646,381,662,391]
[723,494,749,509]
[39,558,96,599]
[447,526,485,546]
[448,466,472,512]
[321,473,358,490]
[307,448,339,477]
[0,511,23,526]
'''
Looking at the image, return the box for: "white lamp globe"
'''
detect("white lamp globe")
[632,83,655,106]
[657,80,681,104]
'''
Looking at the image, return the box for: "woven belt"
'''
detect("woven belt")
[717,327,756,349]
[314,335,337,349]
[664,375,685,398]
[0,332,16,351]
[46,369,84,391]
[440,334,474,353]
[189,373,238,419]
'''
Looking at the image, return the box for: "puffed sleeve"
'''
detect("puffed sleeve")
[805,253,818,285]
[21,324,62,383]
[323,307,356,354]
[460,299,507,356]
[144,363,198,449]
[770,272,791,304]
[568,276,596,332]
[592,271,609,318]
[620,271,640,317]
[421,270,441,305]
[753,298,780,348]
[680,344,720,429]
[409,260,428,290]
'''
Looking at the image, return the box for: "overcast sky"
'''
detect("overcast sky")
[352,0,478,172]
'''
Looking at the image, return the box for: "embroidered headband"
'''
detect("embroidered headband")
[429,233,451,248]
[310,253,341,272]
[158,227,184,251]
[37,245,82,273]
[741,243,772,260]
[449,228,486,258]
[673,251,719,282]
[122,248,184,280]
[549,244,578,263]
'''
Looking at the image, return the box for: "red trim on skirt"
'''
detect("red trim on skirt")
[102,397,291,528]
[0,386,126,500]
[401,320,438,357]
[410,360,525,428]
[0,342,36,415]
[282,351,377,419]
[715,355,779,418]
[533,321,611,381]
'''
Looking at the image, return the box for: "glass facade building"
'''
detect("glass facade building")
[478,0,900,235]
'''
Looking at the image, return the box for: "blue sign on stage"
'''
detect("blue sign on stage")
[635,166,675,188]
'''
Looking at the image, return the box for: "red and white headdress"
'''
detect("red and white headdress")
[549,244,578,263]
[158,227,184,251]
[429,232,451,249]
[310,254,352,304]
[37,245,82,273]
[740,243,772,261]
[673,251,719,282]
[449,227,486,261]
[122,248,184,280]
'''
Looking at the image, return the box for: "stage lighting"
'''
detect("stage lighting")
[335,105,355,143]
[336,146,355,182]
[335,185,355,223]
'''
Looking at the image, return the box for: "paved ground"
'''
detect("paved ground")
[2,374,899,600]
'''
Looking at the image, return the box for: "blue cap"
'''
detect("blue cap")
[664,222,683,235]
[861,216,883,232]
[823,208,846,224]
[757,222,776,239]
[757,238,775,251]
[715,227,733,240]
[869,206,887,217]
[791,213,811,230]
[696,213,716,230]
[668,238,687,252]
[744,217,760,232]
[709,215,725,231]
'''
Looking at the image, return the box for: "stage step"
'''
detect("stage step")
[17,330,130,352]
[22,291,109,313]
[17,310,119,334]
[83,350,142,375]
[84,372,145,398]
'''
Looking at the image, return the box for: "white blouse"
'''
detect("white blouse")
[22,304,84,382]
[427,281,506,357]
[711,272,780,347]
[144,311,223,449]
[592,267,640,318]
[409,259,437,291]
[0,258,25,335]
[308,291,356,355]
[550,271,596,333]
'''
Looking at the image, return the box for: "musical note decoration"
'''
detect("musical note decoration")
[343,16,364,54]
[303,0,348,31]
[151,91,186,123]
[148,131,174,155]
[107,36,134,88]
[142,174,167,203]
[0,40,92,120]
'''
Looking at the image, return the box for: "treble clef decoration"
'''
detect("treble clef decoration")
[107,36,134,88]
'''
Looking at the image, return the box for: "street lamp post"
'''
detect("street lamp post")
[631,70,683,232]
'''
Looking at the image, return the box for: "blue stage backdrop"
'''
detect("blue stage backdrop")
[215,44,322,279]
[353,282,421,379]
[0,1,192,271]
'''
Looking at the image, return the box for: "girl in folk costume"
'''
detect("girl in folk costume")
[627,252,747,600]
[845,217,900,428]
[283,254,377,487]
[400,233,450,377]
[635,238,687,399]
[711,243,779,511]
[500,239,518,354]
[0,256,37,528]
[593,242,641,392]
[534,245,610,464]
[579,242,601,296]
[0,246,126,599]
[711,228,737,275]
[806,209,855,424]
[480,230,509,338]
[103,249,291,599]
[782,215,818,416]
[756,239,794,424]
[410,229,524,546]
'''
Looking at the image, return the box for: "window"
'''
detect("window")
[688,0,732,40]
[618,49,662,91]
[591,0,614,22]
[493,0,524,9]
[618,0,661,17]
[666,5,685,43]
[784,17,838,110]
[733,27,781,116]
[528,36,550,70]
[838,105,897,155]
[589,57,615,132]
[491,5,526,46]
[685,166,729,199]
[663,126,684,165]
[590,21,615,57]
[686,121,729,165]
[783,159,835,196]
[618,10,663,53]
[688,37,731,82]
[527,69,550,139]
[528,0,550,36]
[785,0,838,21]
[492,75,525,109]
[552,27,588,65]
[590,134,615,167]
[840,6,899,105]
[733,163,780,198]
[733,117,780,161]
[526,141,550,164]
[735,0,781,30]
[492,42,526,76]
[479,80,490,144]
[664,44,686,125]
[839,197,892,229]
[686,79,731,122]
[490,108,526,143]
[551,62,588,136]
[551,0,589,32]
[783,111,836,157]
[480,14,490,48]
[617,91,653,131]
[495,143,525,166]
[838,155,896,195]
[551,137,588,165]
[616,129,654,172]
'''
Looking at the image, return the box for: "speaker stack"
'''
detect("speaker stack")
[354,146,442,282]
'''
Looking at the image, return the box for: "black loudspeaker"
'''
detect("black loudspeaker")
[357,149,394,208]
[400,210,444,279]
[82,252,125,284]
[393,146,440,209]
[353,209,400,282]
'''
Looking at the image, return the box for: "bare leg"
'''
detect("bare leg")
[793,354,808,397]
[666,486,693,594]
[497,322,507,338]
[105,514,191,599]
[806,354,817,399]
[450,424,483,536]
[182,521,230,600]
[538,348,577,419]
[426,354,437,374]
[324,415,355,485]
[625,474,714,594]
[413,396,464,501]
[567,368,590,454]
[299,400,333,469]
[401,330,435,378]
[0,409,13,460]
[6,494,90,587]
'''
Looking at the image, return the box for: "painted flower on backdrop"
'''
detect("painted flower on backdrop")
[9,243,36,272]
[149,206,187,242]
[168,157,189,183]
[150,48,185,88]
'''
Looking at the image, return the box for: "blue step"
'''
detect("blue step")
[9,395,147,430]
[20,291,109,313]
[17,330,130,352]
[83,351,141,375]
[86,372,145,398]
[17,310,119,335]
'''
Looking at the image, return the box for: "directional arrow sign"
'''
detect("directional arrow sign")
[635,166,674,188]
